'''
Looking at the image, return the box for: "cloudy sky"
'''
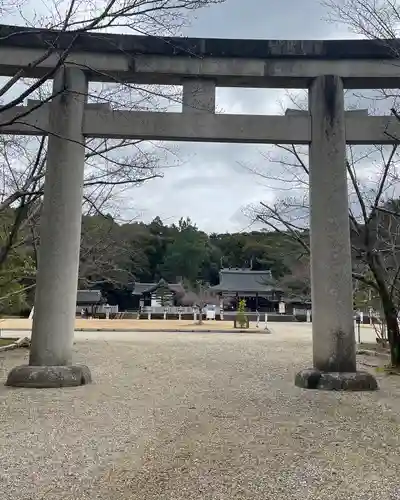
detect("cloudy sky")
[129,0,363,233]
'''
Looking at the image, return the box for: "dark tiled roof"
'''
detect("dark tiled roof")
[132,283,157,295]
[210,268,282,293]
[283,296,311,305]
[132,280,185,296]
[77,290,103,304]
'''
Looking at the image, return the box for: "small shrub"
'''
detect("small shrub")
[235,299,249,329]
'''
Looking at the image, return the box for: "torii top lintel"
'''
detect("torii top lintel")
[0,24,399,59]
[1,24,400,88]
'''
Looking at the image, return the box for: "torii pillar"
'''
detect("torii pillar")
[6,67,92,388]
[295,75,378,391]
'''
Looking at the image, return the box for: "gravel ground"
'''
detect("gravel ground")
[0,317,265,332]
[0,331,399,500]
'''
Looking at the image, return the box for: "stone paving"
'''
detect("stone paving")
[0,329,398,499]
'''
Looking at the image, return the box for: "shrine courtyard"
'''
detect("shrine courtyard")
[0,328,398,500]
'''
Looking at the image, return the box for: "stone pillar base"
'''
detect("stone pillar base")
[295,369,378,391]
[5,365,92,388]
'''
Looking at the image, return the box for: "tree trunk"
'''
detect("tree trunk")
[381,293,400,366]
[369,254,400,366]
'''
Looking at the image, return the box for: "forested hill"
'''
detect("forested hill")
[0,212,310,313]
[78,216,310,308]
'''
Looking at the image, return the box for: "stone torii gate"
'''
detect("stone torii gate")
[2,26,399,389]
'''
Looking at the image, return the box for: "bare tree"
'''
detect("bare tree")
[323,0,400,40]
[319,0,400,364]
[0,0,225,300]
[0,0,225,116]
[247,138,400,365]
[179,280,218,324]
[78,215,136,289]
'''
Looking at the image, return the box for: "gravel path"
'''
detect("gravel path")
[0,331,399,499]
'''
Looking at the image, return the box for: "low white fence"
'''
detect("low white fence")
[99,304,119,314]
[142,306,195,314]
[76,304,119,316]
[141,305,218,320]
[293,308,308,316]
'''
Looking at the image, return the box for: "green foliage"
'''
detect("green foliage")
[0,249,35,315]
[160,218,209,283]
[0,211,36,315]
[236,299,248,328]
[155,280,171,307]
